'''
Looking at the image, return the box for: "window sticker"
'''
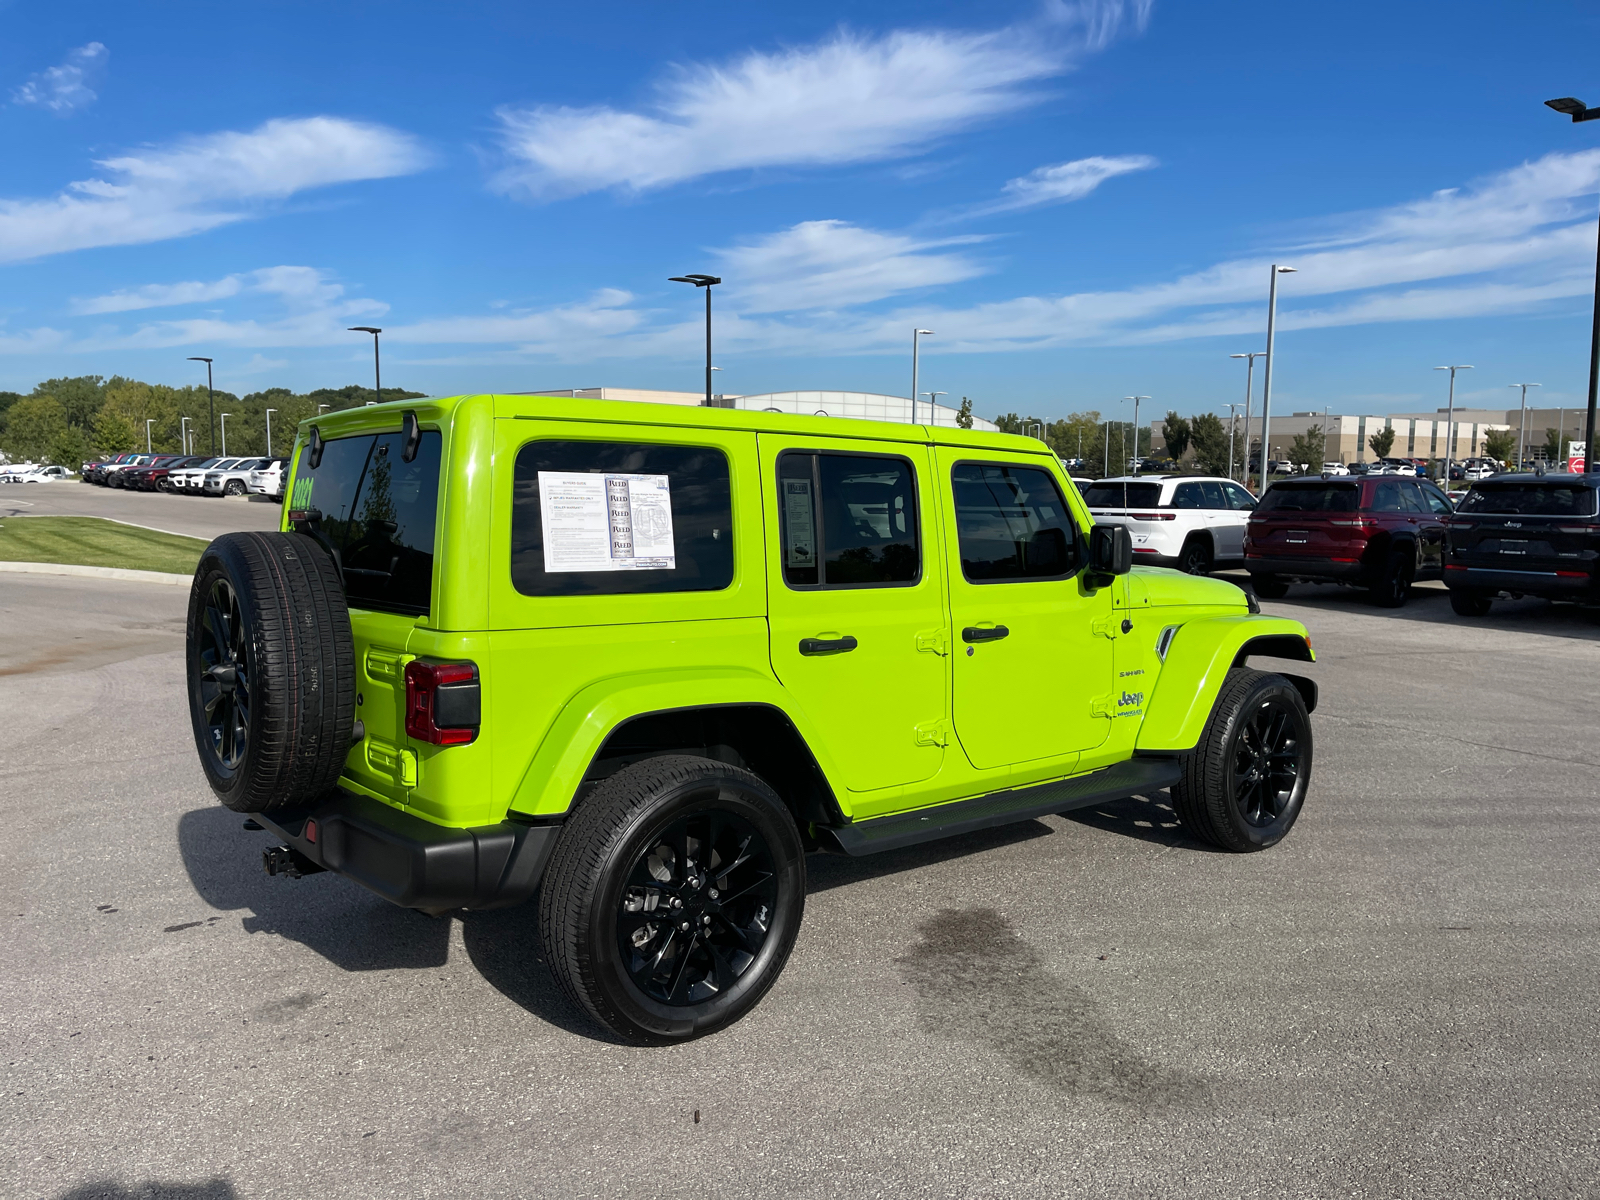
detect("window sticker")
[783,478,816,568]
[538,471,676,572]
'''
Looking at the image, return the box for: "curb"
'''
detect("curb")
[0,560,192,586]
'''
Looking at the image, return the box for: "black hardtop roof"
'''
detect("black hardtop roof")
[1464,472,1599,487]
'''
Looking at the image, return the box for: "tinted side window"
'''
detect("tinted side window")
[1422,487,1453,515]
[1225,483,1257,511]
[951,462,1079,582]
[1200,481,1228,509]
[289,431,442,616]
[511,440,733,596]
[1171,482,1204,509]
[778,452,918,588]
[1369,480,1407,512]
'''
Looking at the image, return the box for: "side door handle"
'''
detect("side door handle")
[961,625,1010,643]
[799,635,858,656]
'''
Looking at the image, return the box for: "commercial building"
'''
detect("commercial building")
[525,388,996,431]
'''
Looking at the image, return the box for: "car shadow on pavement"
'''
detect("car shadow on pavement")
[54,1180,237,1200]
[1062,790,1224,851]
[176,806,451,971]
[1267,584,1600,641]
[457,905,623,1041]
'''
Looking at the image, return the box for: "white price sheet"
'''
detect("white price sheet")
[538,471,676,572]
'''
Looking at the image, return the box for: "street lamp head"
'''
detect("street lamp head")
[710,366,723,372]
[1276,266,1297,274]
[187,356,212,364]
[669,274,722,287]
[1546,96,1589,117]
[348,326,382,335]
[916,329,934,336]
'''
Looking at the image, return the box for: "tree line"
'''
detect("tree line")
[0,376,426,465]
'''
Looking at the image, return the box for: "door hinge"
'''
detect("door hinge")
[915,628,948,656]
[913,719,951,746]
[1091,617,1118,639]
[1090,694,1115,718]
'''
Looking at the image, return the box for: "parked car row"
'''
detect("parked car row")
[78,452,288,499]
[0,463,74,483]
[1244,472,1599,617]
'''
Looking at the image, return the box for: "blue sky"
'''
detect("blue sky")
[3,0,1600,421]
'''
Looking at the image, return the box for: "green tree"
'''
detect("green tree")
[1482,427,1516,465]
[1542,426,1569,463]
[956,396,973,429]
[1188,412,1231,476]
[1367,425,1396,458]
[1044,411,1101,461]
[2,396,68,461]
[306,383,426,411]
[0,391,21,420]
[30,375,109,429]
[1161,411,1191,461]
[991,412,1037,435]
[50,424,94,469]
[1286,424,1325,473]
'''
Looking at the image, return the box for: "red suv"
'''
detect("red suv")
[1246,475,1455,606]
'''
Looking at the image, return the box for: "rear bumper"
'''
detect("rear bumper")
[255,789,559,912]
[1444,565,1598,598]
[1247,554,1368,583]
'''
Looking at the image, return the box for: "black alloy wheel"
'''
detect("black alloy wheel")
[195,577,250,772]
[1371,548,1414,608]
[539,754,806,1043]
[616,809,779,1007]
[1179,537,1214,575]
[1171,668,1312,852]
[1230,698,1304,829]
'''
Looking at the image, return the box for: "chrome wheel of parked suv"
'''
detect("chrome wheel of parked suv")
[540,755,805,1043]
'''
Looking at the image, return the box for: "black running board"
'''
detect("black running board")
[824,756,1182,857]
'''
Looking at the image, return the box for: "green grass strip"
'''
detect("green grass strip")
[0,516,209,576]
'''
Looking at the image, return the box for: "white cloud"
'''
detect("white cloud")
[492,3,1149,198]
[714,221,988,312]
[12,43,108,115]
[72,276,246,314]
[970,154,1157,216]
[0,117,429,264]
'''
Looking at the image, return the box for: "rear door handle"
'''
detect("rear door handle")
[799,635,858,656]
[961,625,1010,643]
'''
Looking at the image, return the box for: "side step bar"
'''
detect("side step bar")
[824,756,1182,857]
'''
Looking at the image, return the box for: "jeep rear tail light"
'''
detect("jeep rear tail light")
[1129,512,1177,521]
[404,660,480,746]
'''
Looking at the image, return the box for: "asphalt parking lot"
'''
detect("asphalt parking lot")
[3,569,1599,1200]
[0,481,283,542]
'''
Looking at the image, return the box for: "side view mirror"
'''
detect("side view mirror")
[1089,524,1133,576]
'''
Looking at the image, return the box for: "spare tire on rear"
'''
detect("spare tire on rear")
[185,531,355,813]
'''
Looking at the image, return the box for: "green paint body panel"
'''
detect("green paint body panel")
[280,394,1316,832]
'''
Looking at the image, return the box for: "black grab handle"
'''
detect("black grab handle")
[961,625,1010,643]
[799,635,859,656]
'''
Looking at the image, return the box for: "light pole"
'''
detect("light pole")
[1509,383,1540,469]
[318,403,331,414]
[144,418,155,454]
[265,408,277,457]
[1225,403,1243,480]
[220,413,231,457]
[1230,351,1267,482]
[349,327,382,404]
[180,417,192,455]
[668,274,722,404]
[1103,414,1112,477]
[187,356,215,455]
[910,329,934,423]
[1546,98,1600,472]
[1124,396,1150,473]
[1255,266,1296,491]
[1433,365,1474,484]
[921,391,947,425]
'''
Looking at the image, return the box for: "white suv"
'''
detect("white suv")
[169,457,237,492]
[204,457,269,496]
[247,457,289,500]
[1081,475,1257,574]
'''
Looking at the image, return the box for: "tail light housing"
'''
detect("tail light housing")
[404,660,480,746]
[1129,512,1177,521]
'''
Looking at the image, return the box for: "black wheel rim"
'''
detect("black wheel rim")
[1231,700,1303,827]
[1182,546,1208,574]
[616,806,779,1007]
[196,577,250,770]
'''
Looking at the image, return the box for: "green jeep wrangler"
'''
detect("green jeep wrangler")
[185,395,1316,1042]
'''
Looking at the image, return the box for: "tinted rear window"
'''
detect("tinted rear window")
[1081,482,1162,509]
[1457,484,1597,517]
[289,431,442,616]
[511,440,734,596]
[1257,483,1359,513]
